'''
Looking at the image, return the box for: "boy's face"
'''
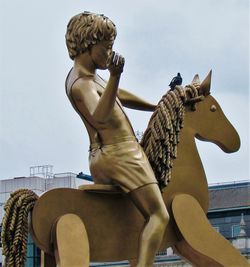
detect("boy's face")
[90,39,114,70]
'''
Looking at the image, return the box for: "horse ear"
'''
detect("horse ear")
[200,70,212,96]
[192,74,200,84]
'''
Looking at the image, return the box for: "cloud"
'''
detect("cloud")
[0,0,248,182]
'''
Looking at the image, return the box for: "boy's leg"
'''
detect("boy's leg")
[129,183,169,267]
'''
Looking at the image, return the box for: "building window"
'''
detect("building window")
[24,234,41,267]
[232,225,241,237]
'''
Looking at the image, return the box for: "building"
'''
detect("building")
[0,169,89,267]
[208,181,250,260]
[0,175,249,267]
[208,181,250,238]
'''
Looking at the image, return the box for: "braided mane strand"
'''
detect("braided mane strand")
[140,85,199,190]
[1,189,38,267]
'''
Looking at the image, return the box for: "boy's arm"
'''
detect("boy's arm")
[72,75,122,125]
[118,88,157,112]
[72,53,124,125]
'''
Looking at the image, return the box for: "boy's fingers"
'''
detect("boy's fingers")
[120,56,125,65]
[113,53,119,65]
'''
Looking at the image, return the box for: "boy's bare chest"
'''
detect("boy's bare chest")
[95,84,123,110]
[92,77,131,126]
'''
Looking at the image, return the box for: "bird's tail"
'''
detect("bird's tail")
[1,189,38,267]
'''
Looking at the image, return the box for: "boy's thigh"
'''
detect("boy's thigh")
[129,183,166,217]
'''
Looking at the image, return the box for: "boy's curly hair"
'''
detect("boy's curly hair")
[65,12,117,60]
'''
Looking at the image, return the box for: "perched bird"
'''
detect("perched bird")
[169,72,182,90]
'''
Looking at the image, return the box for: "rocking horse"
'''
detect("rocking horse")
[2,71,249,267]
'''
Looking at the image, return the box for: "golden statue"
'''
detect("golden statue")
[65,12,169,267]
[1,11,249,267]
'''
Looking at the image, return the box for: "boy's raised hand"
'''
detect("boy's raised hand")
[108,52,125,76]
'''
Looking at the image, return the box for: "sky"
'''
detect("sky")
[0,0,249,185]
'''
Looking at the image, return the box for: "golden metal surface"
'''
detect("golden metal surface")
[31,12,246,267]
[64,12,168,266]
[31,72,247,266]
[32,188,143,261]
[172,194,249,267]
[1,11,246,267]
[53,214,89,267]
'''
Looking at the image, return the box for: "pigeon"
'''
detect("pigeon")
[169,73,182,90]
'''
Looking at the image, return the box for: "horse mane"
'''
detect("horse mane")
[140,85,200,190]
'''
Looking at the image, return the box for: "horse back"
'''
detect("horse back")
[31,188,144,262]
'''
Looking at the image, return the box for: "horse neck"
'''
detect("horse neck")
[176,126,204,174]
[168,114,209,212]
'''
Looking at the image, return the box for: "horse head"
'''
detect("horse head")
[185,71,240,153]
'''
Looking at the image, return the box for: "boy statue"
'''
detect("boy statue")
[65,12,169,267]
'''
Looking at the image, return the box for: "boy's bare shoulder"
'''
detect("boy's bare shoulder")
[72,77,96,91]
[71,77,98,101]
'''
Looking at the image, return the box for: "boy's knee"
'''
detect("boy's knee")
[157,208,169,226]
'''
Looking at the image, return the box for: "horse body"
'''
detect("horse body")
[32,188,144,261]
[4,71,247,266]
[30,72,245,267]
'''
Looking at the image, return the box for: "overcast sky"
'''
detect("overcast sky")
[0,0,249,185]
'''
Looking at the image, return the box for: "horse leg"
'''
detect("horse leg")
[173,241,223,267]
[52,213,90,267]
[172,194,249,267]
[41,251,56,267]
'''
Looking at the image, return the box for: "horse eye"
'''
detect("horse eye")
[210,105,217,112]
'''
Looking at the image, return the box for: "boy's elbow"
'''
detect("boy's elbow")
[92,114,110,125]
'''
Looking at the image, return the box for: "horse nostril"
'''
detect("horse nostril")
[210,105,217,112]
